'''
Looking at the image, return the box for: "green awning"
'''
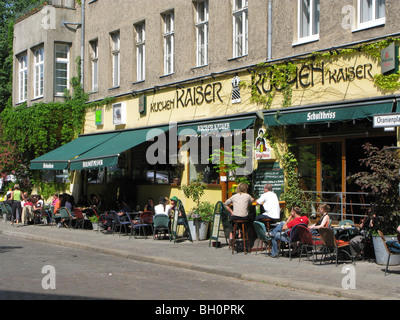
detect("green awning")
[264,101,394,126]
[30,132,119,170]
[177,116,255,136]
[69,126,170,170]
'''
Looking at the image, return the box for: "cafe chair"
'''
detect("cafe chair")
[59,207,73,229]
[296,225,323,264]
[253,221,269,256]
[318,227,354,266]
[153,214,170,240]
[73,208,85,230]
[111,211,131,236]
[377,230,400,276]
[133,211,154,239]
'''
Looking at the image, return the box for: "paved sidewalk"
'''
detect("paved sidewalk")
[0,222,399,300]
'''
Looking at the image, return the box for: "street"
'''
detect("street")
[0,234,342,300]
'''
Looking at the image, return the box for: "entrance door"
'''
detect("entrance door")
[321,141,343,192]
[298,140,344,194]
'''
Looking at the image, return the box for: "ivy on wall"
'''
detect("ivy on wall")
[244,37,400,214]
[0,57,113,192]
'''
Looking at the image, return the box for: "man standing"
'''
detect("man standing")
[255,184,280,221]
[269,207,309,258]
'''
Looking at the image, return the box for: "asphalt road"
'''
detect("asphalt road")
[0,234,342,301]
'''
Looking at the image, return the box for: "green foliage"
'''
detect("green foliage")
[209,139,252,188]
[180,173,207,210]
[196,201,214,222]
[349,143,400,234]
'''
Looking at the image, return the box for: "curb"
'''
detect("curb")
[0,229,393,300]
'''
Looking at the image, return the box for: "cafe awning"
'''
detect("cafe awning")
[264,100,394,127]
[30,132,119,170]
[177,115,255,136]
[69,125,171,170]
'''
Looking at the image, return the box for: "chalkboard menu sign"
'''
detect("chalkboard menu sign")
[253,161,284,199]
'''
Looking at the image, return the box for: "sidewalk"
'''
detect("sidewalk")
[0,221,399,300]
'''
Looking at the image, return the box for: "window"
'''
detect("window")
[55,44,69,95]
[135,22,146,82]
[111,31,120,87]
[358,0,385,29]
[90,40,98,92]
[34,47,44,98]
[18,54,27,103]
[195,0,208,67]
[298,0,320,43]
[163,11,174,75]
[233,0,248,58]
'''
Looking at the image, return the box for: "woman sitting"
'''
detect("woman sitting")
[309,203,331,236]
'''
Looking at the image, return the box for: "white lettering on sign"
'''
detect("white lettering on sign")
[307,111,336,122]
[43,163,54,169]
[82,160,104,168]
[197,123,230,133]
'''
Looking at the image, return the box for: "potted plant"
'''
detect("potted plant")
[180,174,209,240]
[89,215,99,231]
[349,142,400,265]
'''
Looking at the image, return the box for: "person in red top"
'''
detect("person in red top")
[269,206,309,258]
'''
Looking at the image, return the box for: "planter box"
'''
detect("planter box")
[188,220,209,241]
[373,235,400,266]
[91,222,99,231]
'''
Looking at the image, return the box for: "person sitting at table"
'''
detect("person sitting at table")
[154,197,170,216]
[268,206,309,258]
[104,200,132,232]
[224,183,254,242]
[144,197,155,214]
[308,203,331,236]
[349,209,376,259]
[255,184,281,221]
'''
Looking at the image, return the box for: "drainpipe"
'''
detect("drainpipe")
[267,0,273,61]
[80,0,85,86]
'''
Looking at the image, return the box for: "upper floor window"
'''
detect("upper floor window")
[297,0,320,44]
[90,40,98,92]
[34,47,44,98]
[195,0,209,67]
[135,22,146,82]
[111,31,120,87]
[18,54,27,103]
[233,0,248,58]
[358,0,385,29]
[163,11,174,75]
[55,44,69,96]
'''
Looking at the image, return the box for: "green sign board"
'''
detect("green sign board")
[253,161,284,199]
[170,200,192,243]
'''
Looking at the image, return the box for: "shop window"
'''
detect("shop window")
[297,143,317,192]
[42,170,70,184]
[187,136,222,185]
[87,169,105,184]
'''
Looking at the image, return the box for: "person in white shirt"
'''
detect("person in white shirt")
[154,197,171,216]
[255,184,281,221]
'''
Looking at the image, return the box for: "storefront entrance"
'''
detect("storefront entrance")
[294,122,396,221]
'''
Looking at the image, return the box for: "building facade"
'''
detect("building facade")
[15,0,400,218]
